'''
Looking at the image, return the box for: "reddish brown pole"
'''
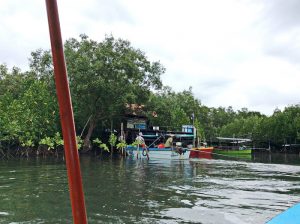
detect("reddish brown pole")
[45,1,87,223]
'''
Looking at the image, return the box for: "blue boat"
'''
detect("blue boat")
[267,202,300,224]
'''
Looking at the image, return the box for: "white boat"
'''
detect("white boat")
[126,146,190,160]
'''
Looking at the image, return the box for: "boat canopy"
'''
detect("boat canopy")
[142,134,194,138]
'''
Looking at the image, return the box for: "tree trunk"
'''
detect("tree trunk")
[82,119,96,153]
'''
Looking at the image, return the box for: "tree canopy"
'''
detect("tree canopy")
[28,34,165,150]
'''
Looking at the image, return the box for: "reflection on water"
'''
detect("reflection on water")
[0,159,72,223]
[0,153,300,223]
[252,152,300,165]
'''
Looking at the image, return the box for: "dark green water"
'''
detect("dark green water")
[1,153,300,223]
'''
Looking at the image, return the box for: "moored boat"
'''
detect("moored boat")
[189,147,214,159]
[213,148,252,159]
[213,148,252,155]
[214,136,252,158]
[126,145,189,160]
[125,129,195,160]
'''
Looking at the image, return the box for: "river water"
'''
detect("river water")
[1,153,300,223]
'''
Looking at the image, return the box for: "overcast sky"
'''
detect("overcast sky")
[1,0,300,115]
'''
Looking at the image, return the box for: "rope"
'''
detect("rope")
[147,134,164,148]
[80,115,92,137]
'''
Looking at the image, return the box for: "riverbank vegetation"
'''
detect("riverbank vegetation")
[1,34,300,157]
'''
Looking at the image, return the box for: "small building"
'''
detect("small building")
[122,104,195,147]
[122,104,149,143]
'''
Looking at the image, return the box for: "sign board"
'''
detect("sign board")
[126,118,147,130]
[182,125,194,133]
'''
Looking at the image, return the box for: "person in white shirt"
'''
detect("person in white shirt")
[135,132,145,148]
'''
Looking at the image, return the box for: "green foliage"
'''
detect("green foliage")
[93,138,109,152]
[219,116,262,139]
[1,34,165,151]
[116,140,127,150]
[64,34,164,134]
[0,66,59,147]
[20,139,34,148]
[130,140,140,147]
[108,133,117,148]
[146,87,200,131]
[38,133,64,151]
[76,136,83,150]
[29,49,54,82]
[39,137,54,150]
[53,132,64,146]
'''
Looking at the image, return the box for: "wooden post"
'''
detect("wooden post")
[121,122,124,156]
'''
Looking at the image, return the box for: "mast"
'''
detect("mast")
[45,1,87,223]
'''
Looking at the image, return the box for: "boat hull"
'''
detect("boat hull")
[213,149,252,155]
[266,202,300,224]
[213,149,252,159]
[126,146,189,160]
[189,147,214,159]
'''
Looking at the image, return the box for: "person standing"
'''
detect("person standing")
[135,132,148,159]
[135,132,145,148]
[164,135,174,148]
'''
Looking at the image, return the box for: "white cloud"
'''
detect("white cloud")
[1,0,300,115]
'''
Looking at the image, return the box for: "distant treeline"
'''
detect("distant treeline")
[146,88,300,151]
[0,34,299,157]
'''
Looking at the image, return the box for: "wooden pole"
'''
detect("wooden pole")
[45,1,87,223]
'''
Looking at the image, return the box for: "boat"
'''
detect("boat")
[125,131,194,160]
[214,137,252,158]
[126,145,189,160]
[213,147,252,155]
[266,202,300,224]
[189,146,214,159]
